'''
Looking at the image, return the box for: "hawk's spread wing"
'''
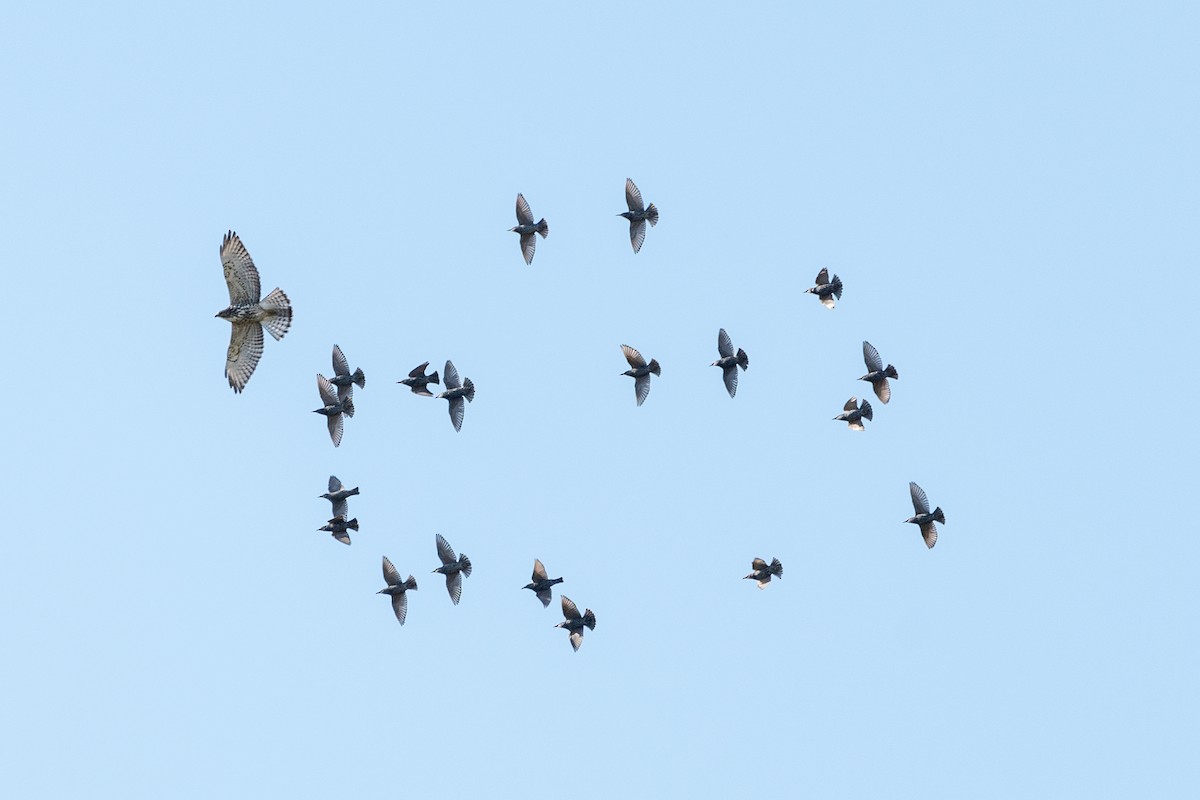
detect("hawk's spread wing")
[221,230,261,305]
[225,322,264,393]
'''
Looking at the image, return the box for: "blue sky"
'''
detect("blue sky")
[2,2,1197,797]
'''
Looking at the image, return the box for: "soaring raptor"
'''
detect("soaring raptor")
[215,230,292,392]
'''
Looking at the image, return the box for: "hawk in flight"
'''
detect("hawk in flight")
[215,231,292,392]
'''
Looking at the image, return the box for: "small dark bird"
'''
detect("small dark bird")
[620,344,661,407]
[744,557,783,588]
[378,556,418,625]
[398,361,440,397]
[435,360,475,432]
[319,475,359,519]
[905,482,945,549]
[313,374,354,447]
[327,344,365,401]
[319,515,358,545]
[510,193,549,265]
[860,341,899,404]
[215,230,292,393]
[834,396,873,430]
[619,178,659,253]
[433,533,472,605]
[806,267,843,309]
[555,596,596,652]
[711,328,749,398]
[523,559,564,608]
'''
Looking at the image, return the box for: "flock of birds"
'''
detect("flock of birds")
[212,179,948,649]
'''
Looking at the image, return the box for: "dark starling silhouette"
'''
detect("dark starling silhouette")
[555,596,596,652]
[215,230,292,392]
[327,344,365,401]
[834,396,873,430]
[711,328,750,398]
[620,344,661,407]
[314,374,354,447]
[435,360,475,432]
[378,556,418,625]
[860,341,899,404]
[509,193,549,265]
[523,559,564,608]
[805,267,843,309]
[398,361,440,397]
[619,178,659,253]
[433,533,472,605]
[320,475,360,519]
[744,557,783,588]
[319,515,358,545]
[905,482,945,549]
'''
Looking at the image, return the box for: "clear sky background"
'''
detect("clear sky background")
[2,2,1197,797]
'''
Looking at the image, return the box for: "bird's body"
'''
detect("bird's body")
[378,556,418,625]
[620,344,661,407]
[435,360,475,431]
[319,515,358,545]
[398,361,440,397]
[327,344,365,401]
[744,557,783,588]
[555,595,596,652]
[834,396,873,430]
[523,559,564,608]
[859,341,899,404]
[510,193,549,264]
[433,533,472,605]
[215,230,292,392]
[313,374,354,446]
[711,328,750,398]
[619,178,659,253]
[806,267,843,309]
[319,475,359,519]
[905,482,945,549]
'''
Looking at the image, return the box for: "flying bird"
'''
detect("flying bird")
[398,361,440,397]
[319,515,358,545]
[523,559,564,608]
[327,345,365,401]
[378,556,418,625]
[435,360,475,431]
[509,193,549,265]
[744,557,783,588]
[620,344,661,407]
[859,341,899,404]
[619,178,659,253]
[215,230,293,392]
[711,328,749,398]
[805,268,843,309]
[905,482,945,549]
[555,596,596,652]
[314,374,355,447]
[834,396,873,430]
[319,475,359,519]
[433,533,472,605]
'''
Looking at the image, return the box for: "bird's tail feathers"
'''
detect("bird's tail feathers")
[347,486,360,498]
[536,219,549,238]
[404,576,418,591]
[460,555,472,577]
[342,394,355,418]
[646,203,659,226]
[582,609,596,630]
[770,558,783,577]
[261,288,293,340]
[830,275,843,299]
[462,377,475,403]
[860,399,873,421]
[429,371,440,386]
[352,368,366,388]
[933,507,946,525]
[737,348,749,370]
[648,358,661,376]
[347,517,360,531]
[551,576,564,586]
